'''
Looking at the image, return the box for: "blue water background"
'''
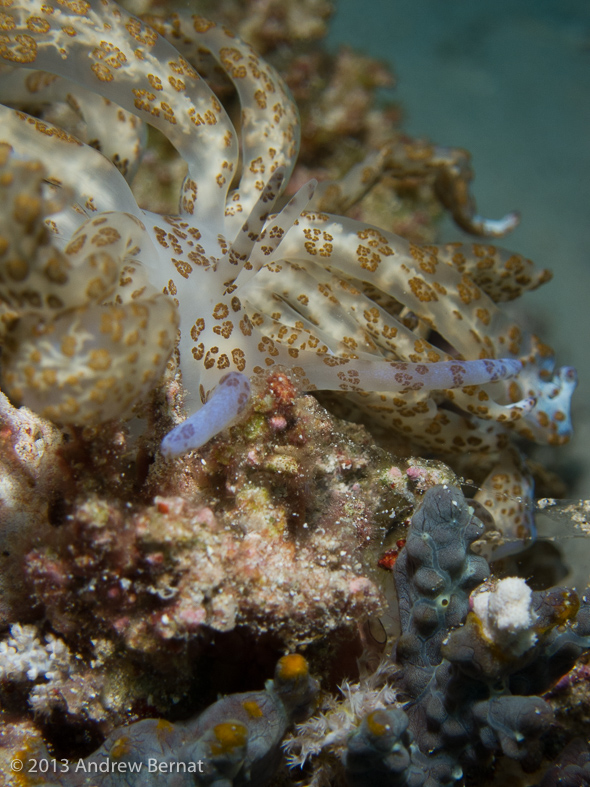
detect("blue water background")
[328,0,590,495]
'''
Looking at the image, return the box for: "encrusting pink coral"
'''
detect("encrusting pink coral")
[18,378,406,656]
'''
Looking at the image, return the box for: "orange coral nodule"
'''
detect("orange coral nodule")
[11,735,48,787]
[210,721,248,755]
[242,699,264,718]
[110,735,132,759]
[276,653,309,682]
[366,709,391,738]
[155,719,175,735]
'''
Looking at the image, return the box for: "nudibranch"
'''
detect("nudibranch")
[0,0,576,465]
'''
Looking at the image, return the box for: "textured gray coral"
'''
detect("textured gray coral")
[537,738,590,787]
[342,485,590,786]
[26,655,318,786]
[393,484,489,705]
[343,708,460,787]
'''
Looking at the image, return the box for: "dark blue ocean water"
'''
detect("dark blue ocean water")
[329,0,590,495]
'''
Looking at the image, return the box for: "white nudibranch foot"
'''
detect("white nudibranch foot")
[160,358,528,457]
[161,372,251,458]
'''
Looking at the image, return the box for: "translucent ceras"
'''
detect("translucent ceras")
[0,0,575,460]
[0,143,177,424]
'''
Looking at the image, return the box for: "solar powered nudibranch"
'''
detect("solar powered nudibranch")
[0,0,575,465]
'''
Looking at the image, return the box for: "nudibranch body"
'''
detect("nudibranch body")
[0,0,576,462]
